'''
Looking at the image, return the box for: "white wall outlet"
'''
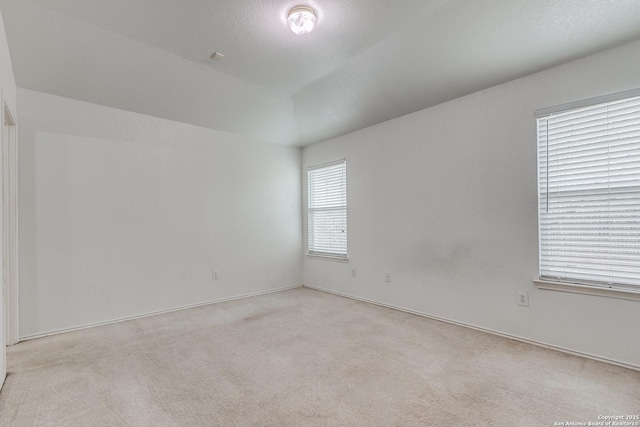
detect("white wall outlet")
[518,291,529,306]
[351,268,356,277]
[385,272,391,283]
[212,270,219,280]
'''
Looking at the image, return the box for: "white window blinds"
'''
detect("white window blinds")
[308,159,347,258]
[537,92,640,290]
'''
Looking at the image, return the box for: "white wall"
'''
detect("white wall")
[0,9,16,387]
[0,11,14,113]
[302,38,640,368]
[18,89,302,338]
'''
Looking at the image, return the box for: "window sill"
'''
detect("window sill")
[306,254,349,263]
[533,279,640,302]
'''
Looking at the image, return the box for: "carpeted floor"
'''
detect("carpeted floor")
[0,287,638,426]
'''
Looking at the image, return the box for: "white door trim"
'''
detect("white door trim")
[3,100,18,346]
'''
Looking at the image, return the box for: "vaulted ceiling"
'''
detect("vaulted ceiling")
[2,0,640,146]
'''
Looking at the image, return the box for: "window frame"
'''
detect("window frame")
[307,159,348,260]
[534,89,640,300]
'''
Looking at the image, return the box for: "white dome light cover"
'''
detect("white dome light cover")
[287,5,318,35]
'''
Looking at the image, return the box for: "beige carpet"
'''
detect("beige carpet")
[0,287,638,426]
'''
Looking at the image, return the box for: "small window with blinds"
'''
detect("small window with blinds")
[537,90,640,291]
[308,159,347,259]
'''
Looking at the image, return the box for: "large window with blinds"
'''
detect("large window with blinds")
[536,90,640,291]
[307,159,347,259]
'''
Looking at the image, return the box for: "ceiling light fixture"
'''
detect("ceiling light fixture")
[287,5,318,35]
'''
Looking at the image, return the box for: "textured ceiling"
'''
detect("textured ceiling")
[25,0,448,93]
[2,0,640,146]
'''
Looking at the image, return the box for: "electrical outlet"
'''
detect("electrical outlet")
[212,270,219,280]
[518,291,529,306]
[351,268,356,277]
[385,272,391,283]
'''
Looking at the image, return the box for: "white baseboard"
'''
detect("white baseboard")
[20,285,304,342]
[19,283,639,372]
[303,284,640,372]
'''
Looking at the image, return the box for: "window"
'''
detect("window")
[536,90,640,291]
[307,159,347,259]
